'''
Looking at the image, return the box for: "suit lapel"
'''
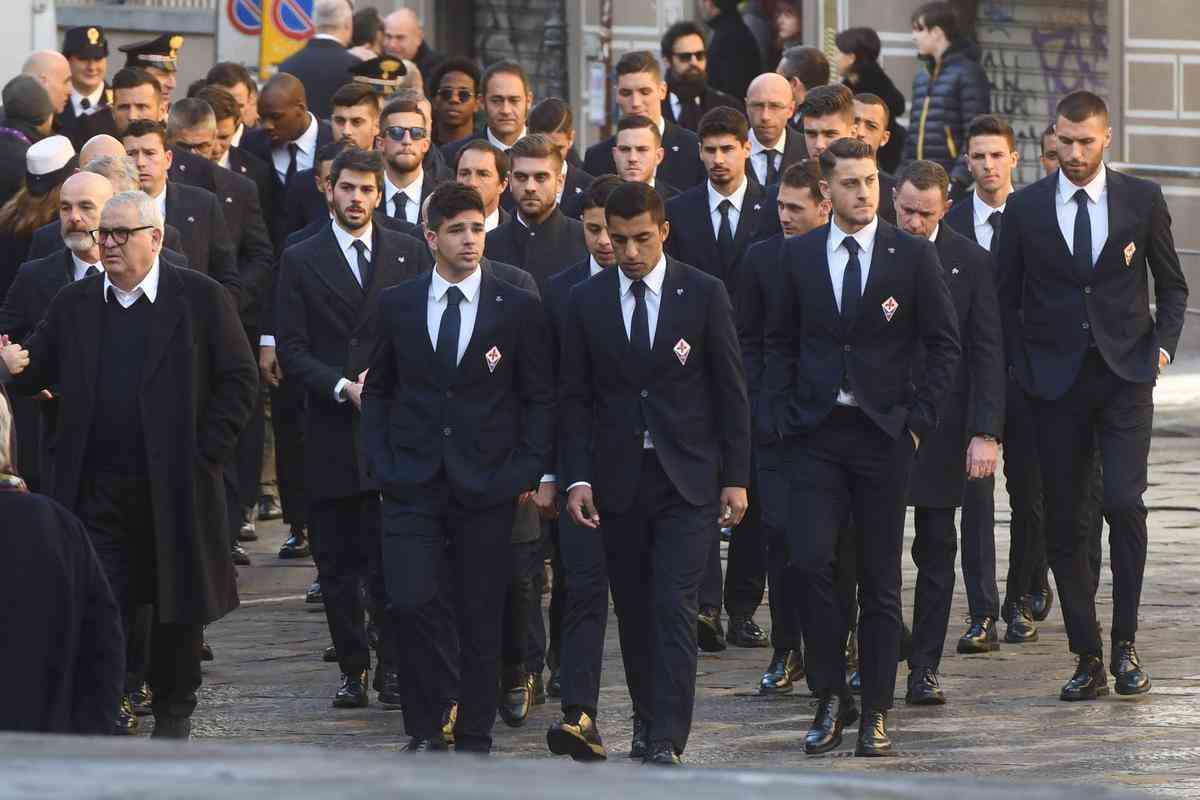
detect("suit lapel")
[1045,172,1075,263]
[76,279,105,398]
[311,227,366,312]
[652,259,682,367]
[455,271,498,385]
[811,223,840,322]
[733,181,765,253]
[858,223,895,329]
[141,264,186,388]
[1097,167,1134,271]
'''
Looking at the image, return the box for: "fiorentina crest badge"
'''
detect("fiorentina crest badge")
[485,346,502,373]
[1124,241,1136,267]
[882,296,899,322]
[674,339,691,365]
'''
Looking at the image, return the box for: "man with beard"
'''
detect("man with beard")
[455,140,511,232]
[430,59,481,147]
[379,98,439,228]
[520,99,593,212]
[583,51,704,191]
[275,147,428,710]
[744,73,805,188]
[805,84,895,225]
[659,21,744,132]
[441,61,531,166]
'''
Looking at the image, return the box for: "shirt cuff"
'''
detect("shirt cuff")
[540,474,557,484]
[260,335,276,347]
[333,377,350,402]
[1160,347,1171,365]
[565,481,591,492]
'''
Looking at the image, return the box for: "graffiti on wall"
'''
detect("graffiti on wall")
[475,0,568,102]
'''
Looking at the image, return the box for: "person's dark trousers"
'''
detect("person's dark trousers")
[506,536,543,673]
[786,407,916,713]
[524,521,552,677]
[908,506,958,670]
[724,462,768,619]
[836,520,858,632]
[959,475,1000,618]
[126,605,154,693]
[386,485,516,752]
[557,501,609,715]
[235,335,267,512]
[699,528,723,610]
[80,472,203,718]
[269,375,308,529]
[309,492,382,676]
[546,529,564,675]
[1030,350,1153,656]
[757,442,800,649]
[603,450,717,755]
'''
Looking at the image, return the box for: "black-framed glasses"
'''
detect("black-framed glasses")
[672,49,707,62]
[383,125,428,142]
[437,88,475,103]
[92,226,155,245]
[173,140,211,154]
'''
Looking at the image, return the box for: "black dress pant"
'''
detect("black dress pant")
[959,475,1000,619]
[699,528,723,611]
[603,450,717,755]
[908,506,959,670]
[1030,351,1153,656]
[384,483,515,752]
[308,492,385,675]
[524,522,551,676]
[758,442,801,650]
[784,407,915,713]
[556,500,609,715]
[79,472,203,719]
[504,535,543,673]
[723,464,769,620]
[545,528,564,675]
[269,375,307,528]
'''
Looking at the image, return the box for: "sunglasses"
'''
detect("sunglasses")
[383,125,428,142]
[92,226,155,245]
[437,88,475,103]
[673,49,707,62]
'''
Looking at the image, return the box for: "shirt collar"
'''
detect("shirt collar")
[1058,162,1106,206]
[487,126,525,151]
[749,127,786,156]
[103,256,160,304]
[151,185,167,216]
[618,254,667,297]
[70,84,104,110]
[972,189,1007,225]
[588,255,605,276]
[430,264,482,303]
[231,123,244,147]
[928,223,940,242]
[656,116,665,136]
[332,220,373,255]
[71,252,102,281]
[385,168,424,201]
[708,176,749,215]
[484,207,501,231]
[828,215,879,256]
[218,150,230,169]
[287,113,319,157]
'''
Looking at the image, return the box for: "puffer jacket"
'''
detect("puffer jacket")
[904,40,990,188]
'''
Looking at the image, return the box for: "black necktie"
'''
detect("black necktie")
[393,192,408,221]
[350,239,372,289]
[1072,189,1092,280]
[841,236,862,329]
[436,285,464,378]
[764,150,779,186]
[717,199,736,271]
[630,280,650,434]
[987,210,1003,258]
[80,97,91,111]
[285,142,299,187]
[84,265,100,278]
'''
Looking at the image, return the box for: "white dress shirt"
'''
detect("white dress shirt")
[484,207,501,232]
[103,257,160,308]
[271,113,319,183]
[1056,162,1108,268]
[71,252,103,282]
[487,126,526,152]
[151,186,167,222]
[748,127,787,186]
[971,190,1007,252]
[827,215,879,406]
[384,169,424,225]
[708,176,748,239]
[588,256,605,277]
[331,222,374,401]
[556,159,568,204]
[427,265,482,364]
[69,84,105,117]
[231,123,245,148]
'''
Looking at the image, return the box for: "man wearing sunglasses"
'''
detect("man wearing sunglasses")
[430,58,481,148]
[658,21,744,133]
[442,61,532,169]
[378,98,439,227]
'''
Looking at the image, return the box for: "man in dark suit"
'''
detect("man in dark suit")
[583,51,705,192]
[454,140,511,232]
[1,189,258,739]
[745,73,805,188]
[56,26,112,152]
[805,84,895,225]
[764,137,960,756]
[892,161,1005,705]
[737,159,829,696]
[200,85,274,236]
[516,98,594,215]
[776,45,830,130]
[378,98,439,228]
[561,181,749,766]
[996,91,1189,701]
[362,183,554,753]
[485,134,589,292]
[662,106,770,650]
[276,148,430,709]
[441,60,532,167]
[659,21,746,131]
[277,0,358,122]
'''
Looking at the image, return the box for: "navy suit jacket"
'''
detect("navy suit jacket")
[745,127,807,189]
[277,39,360,121]
[943,192,980,246]
[240,120,334,246]
[583,121,705,190]
[665,180,772,295]
[164,182,243,306]
[560,257,750,513]
[485,208,589,292]
[736,233,787,444]
[996,168,1188,400]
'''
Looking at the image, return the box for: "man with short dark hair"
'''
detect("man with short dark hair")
[525,98,594,210]
[455,139,511,231]
[804,84,895,224]
[777,45,829,128]
[205,61,257,143]
[441,61,531,165]
[561,181,749,766]
[379,98,438,226]
[1039,123,1059,177]
[996,90,1188,702]
[329,83,381,151]
[430,58,481,146]
[659,21,745,132]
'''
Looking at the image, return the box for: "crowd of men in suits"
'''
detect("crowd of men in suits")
[0,0,1189,770]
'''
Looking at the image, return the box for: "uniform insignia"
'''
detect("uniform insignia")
[169,35,184,56]
[951,267,959,275]
[887,247,895,254]
[495,295,503,302]
[1124,241,1136,266]
[882,296,899,322]
[379,59,402,80]
[676,288,684,295]
[398,256,405,262]
[485,346,502,373]
[178,163,187,171]
[753,203,761,211]
[187,216,195,223]
[674,338,691,365]
[225,196,233,203]
[575,186,583,194]
[87,28,100,45]
[672,146,679,152]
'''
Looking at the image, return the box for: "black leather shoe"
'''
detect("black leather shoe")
[200,640,214,662]
[130,682,154,716]
[1003,600,1039,643]
[1029,586,1054,622]
[854,710,895,757]
[629,714,650,759]
[231,543,250,566]
[547,708,608,761]
[238,506,258,541]
[530,672,547,706]
[957,616,1000,654]
[697,606,727,652]
[546,668,561,699]
[115,695,139,735]
[498,670,531,727]
[1111,641,1151,696]
[401,735,449,753]
[847,670,862,694]
[804,692,858,755]
[759,649,796,695]
[441,702,458,746]
[1060,655,1110,701]
[727,616,770,648]
[905,667,945,705]
[643,740,681,766]
[258,495,283,521]
[322,645,338,662]
[278,527,310,559]
[378,669,403,708]
[151,715,192,740]
[305,579,323,605]
[332,671,369,708]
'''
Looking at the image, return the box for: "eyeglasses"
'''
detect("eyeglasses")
[437,88,475,103]
[383,125,428,142]
[672,49,707,62]
[92,226,155,245]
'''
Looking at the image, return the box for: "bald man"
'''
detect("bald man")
[745,72,806,188]
[23,51,72,115]
[383,8,445,87]
[79,133,126,165]
[277,0,358,121]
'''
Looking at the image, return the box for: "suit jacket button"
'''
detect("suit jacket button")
[443,426,452,437]
[1084,286,1092,294]
[1081,322,1090,330]
[349,338,358,347]
[640,389,648,398]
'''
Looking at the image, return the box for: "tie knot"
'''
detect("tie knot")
[80,97,91,109]
[631,279,647,299]
[718,198,732,215]
[85,265,100,278]
[988,210,1003,229]
[351,239,368,255]
[445,285,464,306]
[1073,188,1089,207]
[843,236,860,255]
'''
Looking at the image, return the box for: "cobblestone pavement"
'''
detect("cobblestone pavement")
[192,419,1200,798]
